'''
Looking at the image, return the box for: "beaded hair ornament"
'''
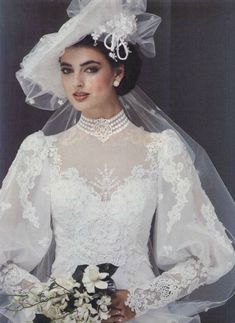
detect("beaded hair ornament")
[91,12,137,61]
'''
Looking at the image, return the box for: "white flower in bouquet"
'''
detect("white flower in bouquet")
[96,295,112,320]
[42,302,62,320]
[82,265,109,293]
[76,302,98,321]
[74,291,92,306]
[55,276,81,290]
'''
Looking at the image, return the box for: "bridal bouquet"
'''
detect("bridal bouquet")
[7,263,118,323]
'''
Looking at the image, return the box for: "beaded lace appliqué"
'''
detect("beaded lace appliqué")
[92,163,121,202]
[0,263,40,294]
[125,258,210,316]
[0,131,54,228]
[17,132,55,228]
[49,160,157,273]
[146,130,192,233]
[201,201,234,253]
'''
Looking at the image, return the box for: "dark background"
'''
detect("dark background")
[0,1,234,322]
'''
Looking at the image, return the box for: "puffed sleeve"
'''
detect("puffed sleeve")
[125,129,235,316]
[0,131,53,297]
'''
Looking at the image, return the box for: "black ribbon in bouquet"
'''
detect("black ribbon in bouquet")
[72,263,118,295]
[33,314,51,323]
[33,263,118,322]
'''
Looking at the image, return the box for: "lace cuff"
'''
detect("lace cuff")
[125,257,209,316]
[0,262,41,295]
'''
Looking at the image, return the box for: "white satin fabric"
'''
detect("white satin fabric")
[0,116,234,323]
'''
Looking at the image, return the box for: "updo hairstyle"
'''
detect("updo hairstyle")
[72,35,142,96]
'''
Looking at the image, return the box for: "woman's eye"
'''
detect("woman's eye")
[85,66,99,73]
[61,68,72,74]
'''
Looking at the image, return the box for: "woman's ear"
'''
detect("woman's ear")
[114,64,125,83]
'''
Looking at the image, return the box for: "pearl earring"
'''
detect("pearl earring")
[113,79,120,87]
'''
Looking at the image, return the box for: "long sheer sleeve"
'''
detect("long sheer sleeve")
[125,129,235,316]
[0,131,53,297]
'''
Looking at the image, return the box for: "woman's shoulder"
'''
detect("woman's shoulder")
[140,126,181,145]
[139,127,188,161]
[18,130,58,153]
[126,122,182,148]
[19,126,80,155]
[147,128,179,139]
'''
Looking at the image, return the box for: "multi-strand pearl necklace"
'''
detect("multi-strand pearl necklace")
[76,109,130,143]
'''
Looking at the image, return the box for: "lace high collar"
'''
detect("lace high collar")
[76,109,130,143]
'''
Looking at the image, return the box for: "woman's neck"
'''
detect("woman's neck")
[81,96,123,120]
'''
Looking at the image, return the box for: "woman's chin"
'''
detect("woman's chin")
[71,100,103,114]
[72,102,98,114]
[70,99,88,111]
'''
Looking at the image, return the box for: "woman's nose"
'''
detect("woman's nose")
[73,72,84,88]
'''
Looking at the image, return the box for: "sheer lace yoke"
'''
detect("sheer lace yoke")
[48,121,160,203]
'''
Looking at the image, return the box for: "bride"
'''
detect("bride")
[1,1,235,322]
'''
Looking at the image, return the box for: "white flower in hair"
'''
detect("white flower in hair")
[91,12,137,61]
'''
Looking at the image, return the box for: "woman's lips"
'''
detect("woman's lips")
[73,92,90,102]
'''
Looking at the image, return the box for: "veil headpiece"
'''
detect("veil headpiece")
[16,0,161,109]
[15,0,235,320]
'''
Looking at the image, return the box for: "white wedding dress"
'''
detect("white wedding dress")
[0,110,234,323]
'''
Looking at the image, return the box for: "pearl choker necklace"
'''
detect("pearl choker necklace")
[76,110,129,143]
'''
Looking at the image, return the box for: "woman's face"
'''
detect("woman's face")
[59,46,124,113]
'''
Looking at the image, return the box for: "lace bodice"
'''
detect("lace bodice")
[48,120,159,289]
[0,111,234,322]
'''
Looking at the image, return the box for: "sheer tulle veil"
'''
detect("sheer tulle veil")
[12,0,235,320]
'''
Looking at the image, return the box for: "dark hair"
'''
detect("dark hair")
[71,35,142,96]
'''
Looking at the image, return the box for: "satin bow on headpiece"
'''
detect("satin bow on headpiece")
[66,0,162,60]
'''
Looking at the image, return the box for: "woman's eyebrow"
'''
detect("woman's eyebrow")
[80,60,101,67]
[60,61,72,67]
[59,60,101,67]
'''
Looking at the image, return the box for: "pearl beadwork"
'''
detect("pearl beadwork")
[76,110,129,143]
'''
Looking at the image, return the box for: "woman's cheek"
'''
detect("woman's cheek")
[90,80,111,96]
[93,72,113,89]
[61,77,72,95]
